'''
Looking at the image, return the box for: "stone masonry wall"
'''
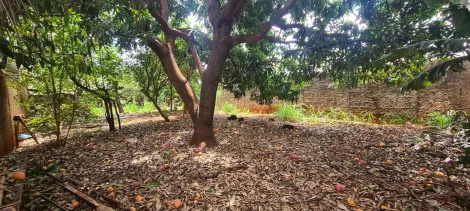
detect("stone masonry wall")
[218,63,470,117]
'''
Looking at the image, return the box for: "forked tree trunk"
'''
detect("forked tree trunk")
[104,99,116,132]
[0,71,14,156]
[190,41,230,147]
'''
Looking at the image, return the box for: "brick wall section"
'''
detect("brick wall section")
[218,62,470,116]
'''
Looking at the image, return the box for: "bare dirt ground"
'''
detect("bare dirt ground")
[2,114,470,211]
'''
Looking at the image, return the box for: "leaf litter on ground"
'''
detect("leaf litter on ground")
[1,114,470,210]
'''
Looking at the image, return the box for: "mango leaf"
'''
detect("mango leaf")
[146,180,160,189]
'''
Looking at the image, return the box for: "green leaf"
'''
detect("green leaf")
[146,180,160,189]
[64,12,70,26]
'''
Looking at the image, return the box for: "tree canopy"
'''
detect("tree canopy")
[1,0,469,146]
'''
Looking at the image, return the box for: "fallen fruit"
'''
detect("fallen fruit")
[107,186,115,193]
[353,157,360,162]
[347,198,356,207]
[409,181,417,186]
[380,205,388,209]
[359,160,367,166]
[355,209,364,211]
[41,166,47,171]
[334,184,345,192]
[159,166,166,171]
[343,137,349,141]
[379,142,386,147]
[197,152,204,156]
[32,192,41,197]
[72,201,80,208]
[264,149,270,153]
[426,183,433,187]
[386,160,393,165]
[274,146,281,151]
[59,168,66,173]
[174,199,182,209]
[119,139,124,142]
[329,145,335,150]
[134,182,141,187]
[92,145,97,149]
[434,172,446,177]
[48,159,54,163]
[129,207,137,211]
[12,171,25,181]
[162,143,169,149]
[419,168,428,173]
[291,154,298,160]
[194,193,201,200]
[444,157,454,164]
[171,148,177,153]
[164,164,170,168]
[135,195,143,202]
[215,128,220,133]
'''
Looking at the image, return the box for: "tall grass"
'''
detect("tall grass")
[274,104,305,122]
[221,102,239,116]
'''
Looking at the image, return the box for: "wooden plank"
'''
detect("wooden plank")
[12,183,23,211]
[39,195,70,211]
[45,174,115,211]
[0,167,6,205]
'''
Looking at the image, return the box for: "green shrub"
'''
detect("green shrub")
[89,105,105,118]
[124,102,156,114]
[222,102,239,116]
[274,104,305,122]
[385,114,408,125]
[426,111,454,128]
[27,115,56,134]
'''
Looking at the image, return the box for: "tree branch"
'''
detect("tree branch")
[305,39,378,52]
[230,0,298,46]
[207,0,221,27]
[145,0,189,39]
[222,0,246,21]
[70,77,106,99]
[265,36,299,45]
[186,37,205,75]
[274,23,304,30]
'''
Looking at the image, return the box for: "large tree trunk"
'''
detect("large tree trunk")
[0,71,14,156]
[190,40,231,147]
[153,100,170,122]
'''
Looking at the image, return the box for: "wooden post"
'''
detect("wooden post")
[13,115,39,145]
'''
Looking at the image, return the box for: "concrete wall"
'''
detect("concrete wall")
[218,63,470,117]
